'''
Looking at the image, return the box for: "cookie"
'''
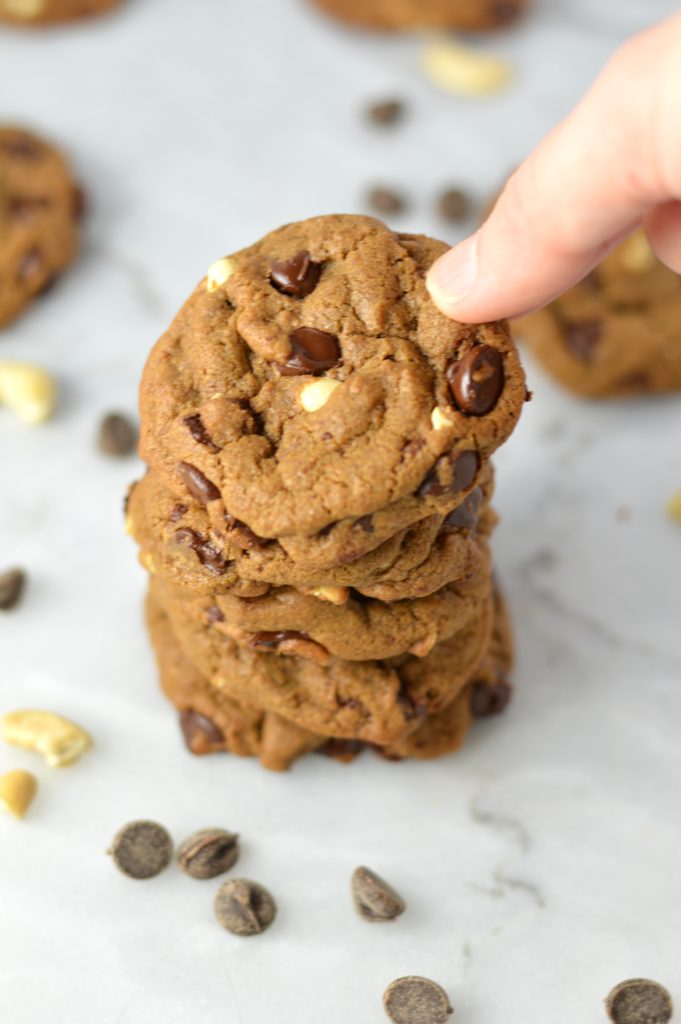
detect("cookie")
[139,215,525,542]
[0,127,81,327]
[0,0,121,24]
[310,0,529,31]
[517,232,681,398]
[150,575,494,746]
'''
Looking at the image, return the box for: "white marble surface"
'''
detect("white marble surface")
[1,1,681,1021]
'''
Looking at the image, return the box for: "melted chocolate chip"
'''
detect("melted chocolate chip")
[225,513,268,549]
[447,345,504,416]
[169,503,188,522]
[180,709,224,755]
[206,605,225,624]
[183,414,220,452]
[355,515,374,533]
[249,630,309,649]
[270,251,322,298]
[17,247,43,282]
[8,196,50,221]
[177,462,220,503]
[442,487,483,532]
[418,450,479,499]
[563,320,603,363]
[317,738,365,761]
[174,527,230,575]
[280,326,341,376]
[470,681,512,717]
[1,135,42,159]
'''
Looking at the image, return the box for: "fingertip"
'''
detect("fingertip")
[426,234,479,319]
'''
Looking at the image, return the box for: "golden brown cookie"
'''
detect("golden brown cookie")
[517,232,681,398]
[139,215,525,542]
[0,127,81,327]
[310,0,530,31]
[0,0,121,24]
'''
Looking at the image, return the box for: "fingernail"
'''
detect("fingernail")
[427,233,479,310]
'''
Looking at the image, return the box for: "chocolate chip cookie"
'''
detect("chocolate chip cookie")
[517,232,681,398]
[310,0,530,31]
[0,127,81,327]
[0,0,121,24]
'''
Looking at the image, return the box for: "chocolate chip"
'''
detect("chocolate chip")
[470,680,512,717]
[180,708,225,755]
[383,977,453,1024]
[8,196,50,221]
[183,413,220,452]
[177,462,220,503]
[17,247,43,282]
[225,512,268,549]
[489,1,522,24]
[71,186,86,219]
[178,828,240,880]
[214,878,277,936]
[352,866,406,922]
[355,515,374,533]
[1,134,42,159]
[366,98,405,126]
[418,450,479,499]
[563,320,603,362]
[0,568,26,611]
[367,186,406,216]
[206,604,225,624]
[437,187,471,223]
[249,630,309,649]
[318,738,365,761]
[280,326,341,376]
[174,528,230,575]
[606,979,673,1024]
[97,412,138,456]
[109,820,173,880]
[270,251,322,298]
[169,503,188,522]
[447,345,504,416]
[442,487,483,532]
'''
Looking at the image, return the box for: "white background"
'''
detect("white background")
[1,1,681,1021]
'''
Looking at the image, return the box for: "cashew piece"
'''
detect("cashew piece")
[423,40,512,97]
[1,710,92,768]
[0,360,57,424]
[206,257,236,292]
[299,378,341,412]
[0,770,38,817]
[431,406,454,431]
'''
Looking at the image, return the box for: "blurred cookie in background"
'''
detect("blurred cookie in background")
[310,0,531,32]
[0,0,121,25]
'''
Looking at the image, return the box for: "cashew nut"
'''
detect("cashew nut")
[423,40,512,97]
[0,769,38,817]
[431,406,453,431]
[1,710,92,768]
[0,360,57,424]
[620,232,656,273]
[206,257,236,292]
[309,585,350,605]
[300,378,341,412]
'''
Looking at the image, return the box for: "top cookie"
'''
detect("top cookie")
[310,0,529,31]
[0,127,81,327]
[0,0,120,24]
[139,215,525,540]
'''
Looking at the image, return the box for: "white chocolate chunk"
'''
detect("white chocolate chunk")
[206,257,236,292]
[423,40,512,97]
[300,378,341,412]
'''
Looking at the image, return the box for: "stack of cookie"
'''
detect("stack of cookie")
[128,215,526,771]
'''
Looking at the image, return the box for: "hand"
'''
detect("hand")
[426,11,681,324]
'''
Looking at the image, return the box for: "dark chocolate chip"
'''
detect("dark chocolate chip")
[17,247,43,282]
[169,503,188,522]
[1,135,42,159]
[249,630,309,650]
[177,828,240,880]
[0,568,26,611]
[225,512,268,549]
[180,708,225,755]
[437,187,472,223]
[352,866,406,922]
[470,681,512,717]
[183,414,220,452]
[109,820,173,880]
[442,487,483,532]
[605,979,673,1024]
[367,186,406,216]
[365,98,405,126]
[383,977,453,1024]
[97,412,138,457]
[418,450,479,499]
[8,196,50,221]
[177,462,220,503]
[355,514,375,533]
[563,320,603,363]
[270,251,322,299]
[72,186,86,219]
[214,878,277,937]
[280,326,341,376]
[317,738,365,761]
[206,604,225,624]
[174,528,230,575]
[447,345,505,416]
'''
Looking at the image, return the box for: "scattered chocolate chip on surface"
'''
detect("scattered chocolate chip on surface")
[214,878,277,936]
[0,568,26,611]
[383,976,453,1024]
[367,187,406,216]
[109,820,173,880]
[366,99,405,127]
[437,187,472,223]
[605,979,673,1024]
[97,412,138,456]
[177,828,240,880]
[352,866,406,922]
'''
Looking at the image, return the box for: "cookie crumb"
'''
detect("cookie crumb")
[605,979,672,1024]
